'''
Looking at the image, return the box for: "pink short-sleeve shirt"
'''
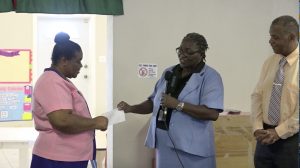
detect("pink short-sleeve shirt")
[32,70,94,161]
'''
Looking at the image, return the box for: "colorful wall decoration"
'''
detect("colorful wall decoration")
[0,85,32,121]
[0,49,32,121]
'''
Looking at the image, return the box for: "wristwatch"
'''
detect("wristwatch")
[176,102,185,111]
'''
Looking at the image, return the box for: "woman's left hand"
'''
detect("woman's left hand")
[161,93,179,109]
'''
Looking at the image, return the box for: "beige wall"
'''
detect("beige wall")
[0,13,33,49]
[0,12,33,127]
[95,16,109,116]
[95,15,110,148]
[112,0,298,167]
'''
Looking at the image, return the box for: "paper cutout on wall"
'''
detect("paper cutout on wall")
[0,85,33,121]
[0,49,32,84]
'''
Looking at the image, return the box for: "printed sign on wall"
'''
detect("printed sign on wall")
[0,85,32,121]
[0,49,32,83]
[137,63,158,78]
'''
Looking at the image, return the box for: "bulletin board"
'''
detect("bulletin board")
[0,49,32,83]
[0,49,32,121]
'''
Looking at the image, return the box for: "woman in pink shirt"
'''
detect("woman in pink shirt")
[30,32,108,168]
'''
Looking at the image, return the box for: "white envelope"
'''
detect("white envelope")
[101,108,126,125]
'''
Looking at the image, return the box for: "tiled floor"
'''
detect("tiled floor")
[0,149,106,168]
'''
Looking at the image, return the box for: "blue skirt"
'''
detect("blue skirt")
[155,128,216,168]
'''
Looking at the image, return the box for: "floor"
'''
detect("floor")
[0,149,107,168]
[0,149,19,168]
[0,148,256,168]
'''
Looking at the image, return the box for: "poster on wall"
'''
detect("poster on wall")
[0,49,32,121]
[0,85,33,121]
[137,63,158,78]
[0,49,32,83]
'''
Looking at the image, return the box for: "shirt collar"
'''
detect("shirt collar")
[174,61,206,74]
[44,67,68,81]
[284,45,299,66]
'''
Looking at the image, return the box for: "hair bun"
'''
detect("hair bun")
[54,32,70,44]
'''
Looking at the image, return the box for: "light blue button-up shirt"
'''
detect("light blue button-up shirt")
[145,64,224,157]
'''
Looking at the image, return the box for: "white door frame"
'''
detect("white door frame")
[33,14,114,168]
[32,14,97,117]
[106,15,114,168]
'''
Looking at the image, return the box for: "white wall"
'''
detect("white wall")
[112,0,298,167]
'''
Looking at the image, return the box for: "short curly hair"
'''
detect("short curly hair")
[183,32,209,60]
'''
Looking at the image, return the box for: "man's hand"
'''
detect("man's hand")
[254,129,280,145]
[254,129,269,142]
[260,129,280,145]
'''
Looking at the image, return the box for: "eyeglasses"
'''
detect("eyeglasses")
[176,47,200,56]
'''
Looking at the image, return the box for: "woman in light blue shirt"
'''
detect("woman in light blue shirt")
[118,33,224,168]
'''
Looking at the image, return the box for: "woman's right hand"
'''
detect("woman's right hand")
[117,101,132,113]
[94,116,108,131]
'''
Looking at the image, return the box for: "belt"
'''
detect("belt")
[263,123,277,129]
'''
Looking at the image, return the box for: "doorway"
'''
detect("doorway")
[33,15,113,167]
[35,15,96,117]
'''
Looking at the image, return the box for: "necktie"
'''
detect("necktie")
[268,57,287,125]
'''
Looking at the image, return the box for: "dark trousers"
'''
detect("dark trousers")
[30,155,88,168]
[254,124,298,168]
